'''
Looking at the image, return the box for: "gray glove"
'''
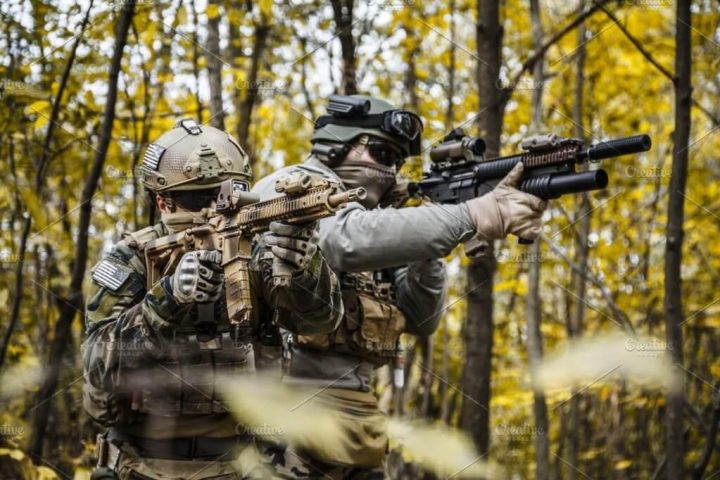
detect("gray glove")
[464,162,548,241]
[169,250,224,304]
[266,221,319,275]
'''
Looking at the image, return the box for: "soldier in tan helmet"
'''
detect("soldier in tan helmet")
[251,96,548,479]
[82,119,343,479]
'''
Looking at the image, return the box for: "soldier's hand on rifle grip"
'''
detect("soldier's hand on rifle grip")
[464,162,548,242]
[168,250,224,304]
[267,221,320,286]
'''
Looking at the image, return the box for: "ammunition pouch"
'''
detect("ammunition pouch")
[83,330,254,425]
[295,273,405,366]
[128,331,254,416]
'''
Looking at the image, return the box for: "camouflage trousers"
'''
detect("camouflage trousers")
[256,442,385,480]
[250,387,387,480]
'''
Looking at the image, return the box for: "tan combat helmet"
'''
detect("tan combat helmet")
[136,119,252,193]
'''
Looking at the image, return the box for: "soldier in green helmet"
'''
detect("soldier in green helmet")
[82,119,344,479]
[251,96,548,478]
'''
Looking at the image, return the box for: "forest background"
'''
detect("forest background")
[0,0,718,478]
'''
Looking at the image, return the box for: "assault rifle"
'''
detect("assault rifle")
[402,128,651,244]
[144,173,366,326]
[411,128,651,202]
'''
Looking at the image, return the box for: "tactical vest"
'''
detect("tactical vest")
[294,271,406,367]
[83,224,257,426]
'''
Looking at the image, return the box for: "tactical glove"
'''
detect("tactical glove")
[266,221,320,275]
[168,250,224,304]
[464,162,548,241]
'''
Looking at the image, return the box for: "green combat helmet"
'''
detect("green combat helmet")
[311,95,423,163]
[136,119,252,193]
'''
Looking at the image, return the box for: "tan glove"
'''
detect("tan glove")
[465,162,548,242]
[266,221,320,274]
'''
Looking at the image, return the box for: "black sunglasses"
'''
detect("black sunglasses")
[366,141,405,168]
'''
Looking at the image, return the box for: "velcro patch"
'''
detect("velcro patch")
[143,143,165,170]
[92,260,131,291]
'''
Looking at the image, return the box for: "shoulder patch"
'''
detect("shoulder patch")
[92,259,132,291]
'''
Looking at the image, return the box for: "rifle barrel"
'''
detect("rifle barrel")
[579,134,652,162]
[328,187,367,208]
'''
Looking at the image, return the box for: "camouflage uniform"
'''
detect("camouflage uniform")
[256,94,548,479]
[252,156,473,478]
[247,97,481,479]
[82,120,343,480]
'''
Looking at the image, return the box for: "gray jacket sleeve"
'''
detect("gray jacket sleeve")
[252,162,476,273]
[317,202,475,273]
[393,259,447,336]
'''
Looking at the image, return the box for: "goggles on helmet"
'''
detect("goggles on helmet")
[314,110,423,156]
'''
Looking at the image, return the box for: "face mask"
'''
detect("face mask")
[333,160,397,209]
[160,210,212,234]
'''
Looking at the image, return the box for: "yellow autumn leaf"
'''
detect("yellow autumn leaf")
[259,0,272,18]
[710,359,720,378]
[19,188,48,231]
[36,466,60,480]
[73,466,93,480]
[579,448,603,461]
[175,5,187,25]
[615,460,633,470]
[207,3,219,20]
[0,448,25,461]
[26,99,51,114]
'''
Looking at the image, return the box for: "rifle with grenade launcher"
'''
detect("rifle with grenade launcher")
[397,128,652,244]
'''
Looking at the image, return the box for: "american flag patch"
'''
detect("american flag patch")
[143,143,165,170]
[92,260,131,291]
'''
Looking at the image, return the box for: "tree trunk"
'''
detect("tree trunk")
[330,0,358,94]
[0,0,94,374]
[663,0,691,477]
[459,0,504,457]
[206,0,225,128]
[29,0,135,462]
[236,15,271,149]
[567,3,590,477]
[190,0,203,123]
[440,0,457,426]
[526,1,550,477]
